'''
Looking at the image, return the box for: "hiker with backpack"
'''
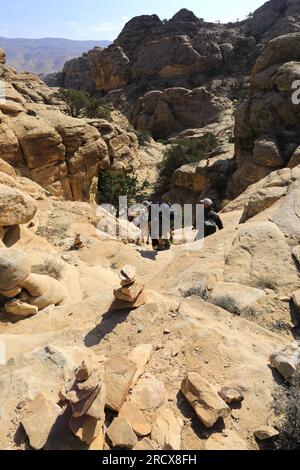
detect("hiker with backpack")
[198,198,223,237]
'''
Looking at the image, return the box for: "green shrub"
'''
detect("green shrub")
[57,88,89,117]
[158,133,219,189]
[98,171,150,208]
[134,129,152,147]
[57,88,111,120]
[84,93,112,121]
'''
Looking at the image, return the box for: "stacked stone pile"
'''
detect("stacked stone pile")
[61,359,106,448]
[112,265,147,309]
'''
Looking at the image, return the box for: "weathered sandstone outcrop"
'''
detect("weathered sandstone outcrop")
[165,143,235,207]
[0,55,159,201]
[0,184,37,226]
[0,248,67,316]
[134,87,232,139]
[227,31,300,198]
[54,9,259,96]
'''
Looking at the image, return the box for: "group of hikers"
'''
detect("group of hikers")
[129,198,223,252]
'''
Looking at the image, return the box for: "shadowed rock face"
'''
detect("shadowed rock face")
[247,0,300,41]
[134,87,232,139]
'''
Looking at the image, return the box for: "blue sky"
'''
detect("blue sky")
[0,0,265,40]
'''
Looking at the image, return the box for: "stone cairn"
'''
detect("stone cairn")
[72,233,84,250]
[60,359,106,448]
[112,265,147,310]
[0,247,67,318]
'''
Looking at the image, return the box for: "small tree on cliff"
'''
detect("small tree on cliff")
[158,132,219,190]
[84,92,112,121]
[57,88,89,117]
[57,88,111,120]
[98,171,150,209]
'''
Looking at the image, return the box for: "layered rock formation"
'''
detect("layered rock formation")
[48,8,259,138]
[134,87,232,139]
[227,31,300,198]
[0,55,161,201]
[55,9,259,95]
[50,2,300,136]
[0,59,109,200]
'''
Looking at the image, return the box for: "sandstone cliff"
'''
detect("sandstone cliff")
[44,1,300,146]
[0,56,162,201]
[227,31,300,198]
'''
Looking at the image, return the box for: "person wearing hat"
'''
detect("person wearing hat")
[197,198,224,237]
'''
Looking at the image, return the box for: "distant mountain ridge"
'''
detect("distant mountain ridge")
[0,37,111,74]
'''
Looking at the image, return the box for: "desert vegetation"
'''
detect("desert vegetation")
[57,88,111,120]
[158,133,219,189]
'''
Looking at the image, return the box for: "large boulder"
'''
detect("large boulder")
[0,249,67,313]
[270,343,300,380]
[135,87,232,139]
[252,32,300,74]
[20,274,68,311]
[132,35,214,80]
[248,1,300,41]
[0,184,37,226]
[224,221,299,294]
[271,184,300,240]
[209,282,266,315]
[223,166,293,219]
[0,248,31,291]
[165,143,235,207]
